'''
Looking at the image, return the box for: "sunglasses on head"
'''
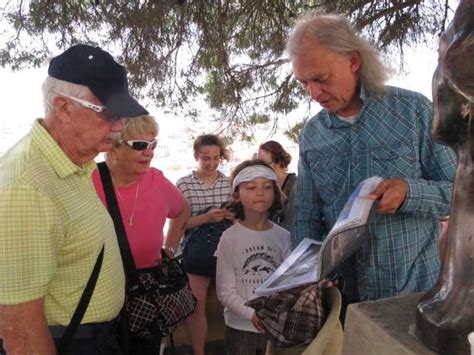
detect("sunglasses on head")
[60,92,121,122]
[120,139,158,151]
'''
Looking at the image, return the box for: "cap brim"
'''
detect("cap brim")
[103,91,149,118]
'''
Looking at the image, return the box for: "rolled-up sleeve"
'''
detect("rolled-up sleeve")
[399,96,456,216]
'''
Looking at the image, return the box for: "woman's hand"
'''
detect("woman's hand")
[224,209,236,221]
[162,246,177,258]
[251,313,265,333]
[206,207,227,223]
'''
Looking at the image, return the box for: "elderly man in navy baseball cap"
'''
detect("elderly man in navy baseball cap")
[0,44,147,354]
[48,44,148,118]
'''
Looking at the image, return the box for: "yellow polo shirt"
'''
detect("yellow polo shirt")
[0,119,125,325]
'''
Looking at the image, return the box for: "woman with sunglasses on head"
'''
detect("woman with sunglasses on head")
[92,115,190,355]
[176,134,233,355]
[258,141,297,232]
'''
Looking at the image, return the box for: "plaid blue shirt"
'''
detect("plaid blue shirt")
[293,86,457,300]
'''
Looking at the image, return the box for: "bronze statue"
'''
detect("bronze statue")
[416,0,474,353]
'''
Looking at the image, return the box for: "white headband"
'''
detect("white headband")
[232,165,277,191]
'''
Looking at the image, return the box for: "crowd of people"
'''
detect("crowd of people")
[0,10,456,355]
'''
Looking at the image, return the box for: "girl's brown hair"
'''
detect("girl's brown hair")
[259,141,292,169]
[193,134,227,160]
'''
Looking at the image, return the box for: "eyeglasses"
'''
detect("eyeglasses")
[60,93,121,122]
[120,139,158,151]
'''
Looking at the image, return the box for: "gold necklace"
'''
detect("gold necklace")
[114,181,140,225]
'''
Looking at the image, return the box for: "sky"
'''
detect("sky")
[0,41,440,173]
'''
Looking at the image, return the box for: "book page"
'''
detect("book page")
[254,176,382,295]
[254,238,322,296]
[328,176,382,238]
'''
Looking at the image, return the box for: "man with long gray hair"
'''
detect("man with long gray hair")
[288,14,457,304]
[0,44,147,354]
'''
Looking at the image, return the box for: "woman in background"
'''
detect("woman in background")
[258,140,297,232]
[176,134,232,355]
[93,115,190,354]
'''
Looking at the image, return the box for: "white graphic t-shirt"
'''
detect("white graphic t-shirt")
[215,221,291,332]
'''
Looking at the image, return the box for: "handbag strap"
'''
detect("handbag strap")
[97,162,141,286]
[57,245,104,354]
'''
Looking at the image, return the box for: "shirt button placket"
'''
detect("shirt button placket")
[350,125,360,174]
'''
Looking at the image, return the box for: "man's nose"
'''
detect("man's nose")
[307,82,323,101]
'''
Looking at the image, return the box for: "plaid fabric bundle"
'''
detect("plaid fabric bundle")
[246,283,325,348]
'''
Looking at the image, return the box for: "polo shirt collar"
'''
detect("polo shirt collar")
[31,119,96,178]
[323,85,371,129]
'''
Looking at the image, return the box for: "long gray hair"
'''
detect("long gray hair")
[286,13,392,97]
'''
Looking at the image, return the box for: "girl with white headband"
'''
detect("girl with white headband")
[215,159,291,354]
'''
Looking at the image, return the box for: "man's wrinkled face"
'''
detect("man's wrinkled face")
[291,37,361,117]
[62,94,124,159]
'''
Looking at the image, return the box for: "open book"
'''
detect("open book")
[255,176,383,296]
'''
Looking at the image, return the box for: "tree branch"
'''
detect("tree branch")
[355,0,420,29]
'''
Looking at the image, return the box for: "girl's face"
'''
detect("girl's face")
[236,177,275,215]
[195,144,221,176]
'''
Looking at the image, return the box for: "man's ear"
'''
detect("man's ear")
[349,51,362,72]
[52,96,73,123]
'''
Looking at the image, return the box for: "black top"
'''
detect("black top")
[273,173,297,232]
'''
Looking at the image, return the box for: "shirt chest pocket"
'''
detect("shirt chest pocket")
[369,145,419,179]
[307,154,347,204]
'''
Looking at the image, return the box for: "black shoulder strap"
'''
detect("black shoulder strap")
[57,245,104,354]
[97,162,140,285]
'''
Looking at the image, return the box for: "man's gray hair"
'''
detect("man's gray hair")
[286,13,392,97]
[41,76,93,116]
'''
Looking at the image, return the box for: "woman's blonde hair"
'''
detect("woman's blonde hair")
[117,115,159,144]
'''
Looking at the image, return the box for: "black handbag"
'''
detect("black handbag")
[125,251,197,337]
[182,210,233,277]
[97,162,196,338]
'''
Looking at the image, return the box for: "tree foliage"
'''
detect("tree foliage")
[0,0,456,141]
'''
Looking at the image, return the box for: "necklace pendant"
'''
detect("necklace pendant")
[128,217,133,225]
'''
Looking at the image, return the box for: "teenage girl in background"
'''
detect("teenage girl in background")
[176,134,232,355]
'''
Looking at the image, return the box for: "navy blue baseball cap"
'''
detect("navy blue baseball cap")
[48,44,148,117]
